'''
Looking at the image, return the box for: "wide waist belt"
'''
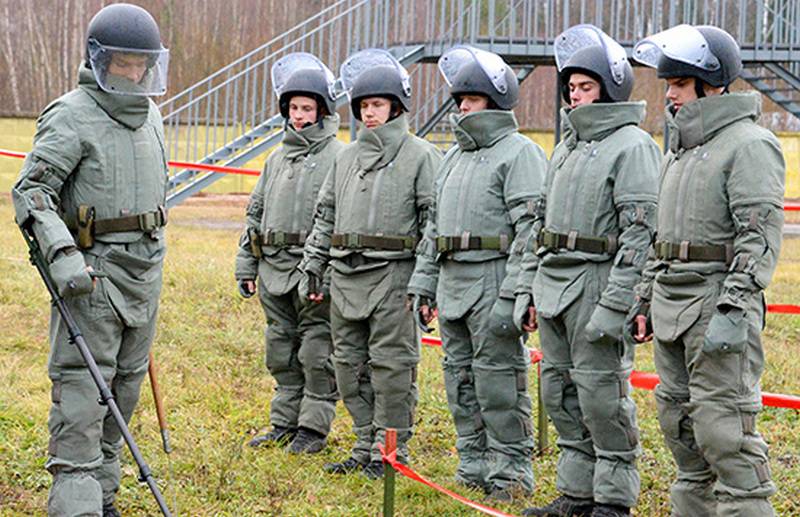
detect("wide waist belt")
[436,234,511,253]
[538,229,617,255]
[654,240,733,264]
[332,233,417,251]
[71,205,167,248]
[262,230,307,248]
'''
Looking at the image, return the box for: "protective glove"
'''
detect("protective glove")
[298,270,324,304]
[238,279,256,298]
[624,297,652,345]
[49,247,94,298]
[489,297,521,338]
[585,305,626,347]
[703,306,748,355]
[513,292,537,332]
[406,293,435,333]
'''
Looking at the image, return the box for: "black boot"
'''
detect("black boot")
[102,504,121,517]
[522,495,595,516]
[590,504,630,516]
[288,427,327,454]
[324,456,367,474]
[362,460,385,480]
[247,425,296,448]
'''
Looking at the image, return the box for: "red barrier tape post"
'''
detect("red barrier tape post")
[379,445,518,517]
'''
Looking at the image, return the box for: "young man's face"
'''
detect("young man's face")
[359,97,393,129]
[665,77,725,111]
[568,72,601,108]
[288,95,319,131]
[107,53,148,84]
[459,94,489,114]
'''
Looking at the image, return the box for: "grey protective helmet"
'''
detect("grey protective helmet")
[632,24,742,88]
[272,53,336,119]
[555,25,633,103]
[340,49,412,121]
[85,3,169,96]
[439,45,519,109]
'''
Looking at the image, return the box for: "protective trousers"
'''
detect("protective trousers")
[46,247,159,516]
[329,260,419,465]
[538,263,641,508]
[653,273,775,517]
[438,262,534,493]
[258,284,337,436]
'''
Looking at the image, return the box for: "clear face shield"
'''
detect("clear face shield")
[438,45,510,94]
[632,24,720,71]
[87,38,169,96]
[554,24,629,85]
[271,52,336,101]
[339,48,411,101]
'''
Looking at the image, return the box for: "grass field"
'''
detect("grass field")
[1,194,799,516]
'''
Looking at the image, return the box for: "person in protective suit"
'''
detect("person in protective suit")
[516,25,661,517]
[11,4,170,516]
[299,49,441,479]
[407,45,546,501]
[630,25,784,517]
[236,53,342,454]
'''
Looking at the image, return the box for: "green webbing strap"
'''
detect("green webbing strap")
[436,234,511,253]
[93,206,168,235]
[331,233,417,251]
[538,229,617,255]
[654,240,733,264]
[262,230,307,248]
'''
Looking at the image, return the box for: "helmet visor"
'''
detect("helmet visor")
[555,24,629,85]
[632,24,720,71]
[339,49,411,100]
[438,45,510,94]
[88,38,168,96]
[272,52,336,101]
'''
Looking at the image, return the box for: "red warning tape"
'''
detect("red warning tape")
[423,336,800,409]
[767,304,800,314]
[0,149,261,176]
[421,335,543,364]
[785,203,800,211]
[379,445,518,517]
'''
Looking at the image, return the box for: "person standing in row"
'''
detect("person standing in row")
[300,49,441,479]
[236,53,342,454]
[630,24,784,517]
[407,46,546,501]
[517,25,660,517]
[12,4,170,516]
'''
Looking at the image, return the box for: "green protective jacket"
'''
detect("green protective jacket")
[12,64,168,327]
[235,115,343,295]
[636,92,785,336]
[407,110,547,316]
[522,102,661,318]
[300,113,441,282]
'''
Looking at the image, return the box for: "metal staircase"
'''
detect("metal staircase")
[162,0,800,206]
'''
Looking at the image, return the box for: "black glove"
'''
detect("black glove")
[625,297,652,345]
[238,279,255,298]
[408,293,434,333]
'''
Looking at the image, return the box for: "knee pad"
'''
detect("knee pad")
[265,326,299,374]
[443,361,485,437]
[372,365,417,429]
[691,403,773,493]
[334,360,372,401]
[655,388,711,476]
[572,369,639,453]
[539,364,586,442]
[474,366,533,444]
[47,372,106,465]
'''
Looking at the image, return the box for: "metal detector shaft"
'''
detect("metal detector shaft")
[20,225,172,517]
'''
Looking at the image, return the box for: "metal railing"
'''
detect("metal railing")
[162,0,800,204]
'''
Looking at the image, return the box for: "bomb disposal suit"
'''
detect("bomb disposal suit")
[631,25,783,517]
[517,26,661,517]
[300,49,441,472]
[235,53,342,453]
[408,46,547,495]
[11,4,170,516]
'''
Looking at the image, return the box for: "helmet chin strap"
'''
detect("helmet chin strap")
[694,78,707,99]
